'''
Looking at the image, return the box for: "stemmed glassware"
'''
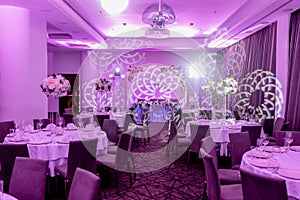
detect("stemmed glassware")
[57,117,64,127]
[284,132,293,150]
[37,119,43,131]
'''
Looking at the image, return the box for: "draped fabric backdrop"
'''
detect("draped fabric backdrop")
[285,9,300,131]
[217,22,277,121]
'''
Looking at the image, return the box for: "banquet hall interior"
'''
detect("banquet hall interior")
[1,0,300,199]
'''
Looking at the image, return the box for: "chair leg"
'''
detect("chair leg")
[130,154,136,181]
[127,162,132,186]
[64,180,69,200]
[114,170,119,195]
[203,181,208,200]
[147,128,150,143]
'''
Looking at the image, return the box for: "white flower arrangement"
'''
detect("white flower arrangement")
[40,74,71,97]
[95,78,112,92]
[222,77,238,95]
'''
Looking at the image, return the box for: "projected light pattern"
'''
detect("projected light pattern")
[130,64,186,102]
[87,39,153,73]
[233,69,283,121]
[82,78,112,109]
[222,41,246,80]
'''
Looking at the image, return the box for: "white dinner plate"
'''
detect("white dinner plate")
[7,138,23,142]
[248,149,272,158]
[56,140,69,144]
[278,169,300,180]
[64,128,77,131]
[262,146,286,153]
[248,159,278,168]
[42,128,51,132]
[290,146,300,152]
[30,130,39,134]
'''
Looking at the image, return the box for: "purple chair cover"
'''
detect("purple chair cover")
[240,168,288,200]
[262,118,274,136]
[241,125,262,146]
[33,118,50,130]
[9,157,49,200]
[274,130,300,146]
[102,119,119,144]
[229,132,251,169]
[201,136,241,185]
[68,168,100,200]
[63,114,74,125]
[0,144,29,192]
[200,149,243,200]
[94,114,110,129]
[274,117,285,132]
[0,120,14,143]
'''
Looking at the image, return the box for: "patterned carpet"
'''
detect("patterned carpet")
[101,122,206,200]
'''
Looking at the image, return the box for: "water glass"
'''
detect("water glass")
[256,138,263,151]
[284,132,293,149]
[37,119,43,131]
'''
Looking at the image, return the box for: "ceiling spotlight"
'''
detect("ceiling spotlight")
[100,0,128,16]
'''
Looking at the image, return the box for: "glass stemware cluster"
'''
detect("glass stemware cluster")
[284,132,293,150]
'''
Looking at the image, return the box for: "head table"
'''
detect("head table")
[4,127,108,176]
[185,119,263,156]
[241,147,300,199]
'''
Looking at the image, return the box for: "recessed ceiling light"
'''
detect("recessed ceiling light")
[100,0,128,16]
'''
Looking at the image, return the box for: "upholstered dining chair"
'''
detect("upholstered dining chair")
[229,132,251,170]
[201,136,241,185]
[274,117,285,132]
[9,157,49,200]
[0,144,29,192]
[63,114,74,125]
[102,119,119,145]
[0,120,15,143]
[240,168,289,200]
[96,131,134,194]
[241,125,262,146]
[187,124,209,163]
[200,149,243,200]
[54,138,98,199]
[274,131,300,146]
[68,168,100,200]
[33,118,50,130]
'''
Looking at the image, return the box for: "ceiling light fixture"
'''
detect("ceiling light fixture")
[100,0,128,16]
[142,0,175,38]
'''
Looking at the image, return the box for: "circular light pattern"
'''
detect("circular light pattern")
[129,64,186,103]
[233,69,283,121]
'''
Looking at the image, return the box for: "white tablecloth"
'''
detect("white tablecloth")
[1,193,17,200]
[4,129,108,176]
[241,149,300,199]
[111,113,126,127]
[185,120,262,156]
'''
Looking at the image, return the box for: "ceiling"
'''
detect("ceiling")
[1,0,300,50]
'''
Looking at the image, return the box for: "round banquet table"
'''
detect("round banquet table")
[1,193,17,200]
[185,120,263,156]
[241,147,300,199]
[4,128,108,176]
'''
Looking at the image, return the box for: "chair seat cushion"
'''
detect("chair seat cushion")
[232,165,240,170]
[96,154,116,168]
[108,145,117,154]
[178,138,191,146]
[55,164,67,178]
[219,169,241,184]
[221,184,243,200]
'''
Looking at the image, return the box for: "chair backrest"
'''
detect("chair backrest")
[167,120,178,145]
[0,144,29,192]
[240,168,288,200]
[68,167,100,200]
[94,114,110,128]
[199,110,212,120]
[274,131,300,146]
[241,125,262,146]
[115,131,133,170]
[281,121,290,131]
[33,119,50,130]
[189,124,209,153]
[9,157,49,200]
[229,132,251,168]
[274,117,285,131]
[123,114,133,131]
[200,149,221,200]
[0,120,15,143]
[200,136,218,168]
[102,119,118,144]
[262,118,274,136]
[63,114,74,125]
[67,138,98,180]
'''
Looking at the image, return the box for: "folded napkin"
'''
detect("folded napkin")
[46,123,57,130]
[66,123,77,129]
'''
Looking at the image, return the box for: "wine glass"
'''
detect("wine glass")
[262,138,269,149]
[57,117,64,127]
[37,119,43,131]
[284,132,293,150]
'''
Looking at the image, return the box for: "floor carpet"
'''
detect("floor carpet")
[100,122,206,200]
